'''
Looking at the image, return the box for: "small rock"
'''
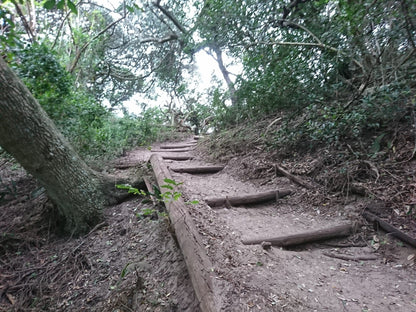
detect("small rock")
[261,241,272,250]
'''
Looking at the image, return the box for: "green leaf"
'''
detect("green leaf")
[43,0,56,10]
[116,184,131,190]
[56,0,65,10]
[161,184,173,190]
[120,262,130,278]
[371,133,385,154]
[126,5,134,13]
[173,192,182,200]
[186,200,199,205]
[163,178,176,185]
[67,0,78,14]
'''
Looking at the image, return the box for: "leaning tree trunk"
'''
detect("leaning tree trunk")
[0,57,114,235]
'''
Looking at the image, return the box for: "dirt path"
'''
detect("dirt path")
[145,137,416,311]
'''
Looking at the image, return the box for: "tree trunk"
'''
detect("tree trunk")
[211,46,238,107]
[0,58,116,235]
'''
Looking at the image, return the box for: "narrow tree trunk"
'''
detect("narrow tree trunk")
[0,58,113,235]
[211,46,238,106]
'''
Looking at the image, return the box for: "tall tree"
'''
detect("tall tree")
[0,57,138,235]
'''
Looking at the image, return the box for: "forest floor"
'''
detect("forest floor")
[1,125,416,311]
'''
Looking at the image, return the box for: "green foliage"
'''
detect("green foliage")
[273,82,411,150]
[13,43,74,122]
[0,7,22,61]
[43,0,78,14]
[116,184,147,196]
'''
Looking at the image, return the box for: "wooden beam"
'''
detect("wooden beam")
[150,154,220,312]
[160,143,197,149]
[161,155,193,161]
[363,211,416,248]
[151,148,192,152]
[205,190,292,208]
[242,223,355,247]
[170,166,224,174]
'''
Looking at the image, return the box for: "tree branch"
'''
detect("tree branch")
[153,0,186,34]
[11,0,36,42]
[279,19,322,45]
[69,15,126,73]
[141,33,178,44]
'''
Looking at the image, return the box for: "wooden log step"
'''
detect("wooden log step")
[170,166,224,174]
[161,155,193,161]
[363,211,416,248]
[160,143,197,149]
[150,154,220,312]
[205,189,292,208]
[242,223,355,247]
[151,148,193,152]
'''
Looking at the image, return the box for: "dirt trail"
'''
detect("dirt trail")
[147,137,416,311]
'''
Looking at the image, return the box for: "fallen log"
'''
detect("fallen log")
[242,223,355,247]
[160,143,197,149]
[161,155,193,161]
[170,166,224,174]
[205,190,292,208]
[150,154,220,312]
[151,148,193,152]
[274,164,314,189]
[363,211,416,248]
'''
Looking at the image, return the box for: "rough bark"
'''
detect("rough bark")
[242,223,355,247]
[0,58,117,234]
[150,154,221,312]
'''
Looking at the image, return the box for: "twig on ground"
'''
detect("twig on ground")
[323,252,377,262]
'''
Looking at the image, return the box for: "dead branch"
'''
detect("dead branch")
[363,211,416,248]
[323,252,377,262]
[143,177,157,205]
[274,164,314,189]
